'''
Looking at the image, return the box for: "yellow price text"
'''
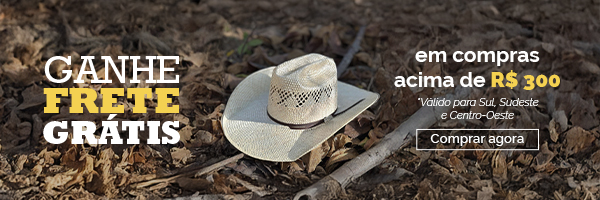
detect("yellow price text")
[491,70,560,90]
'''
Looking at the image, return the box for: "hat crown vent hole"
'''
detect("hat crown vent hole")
[269,84,334,108]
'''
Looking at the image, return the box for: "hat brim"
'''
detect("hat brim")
[222,67,379,162]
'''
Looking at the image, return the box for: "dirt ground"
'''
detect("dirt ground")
[1,0,600,199]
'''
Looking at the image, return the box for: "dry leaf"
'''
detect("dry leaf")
[449,155,467,173]
[16,85,46,110]
[43,170,77,195]
[492,152,508,182]
[281,160,305,173]
[226,62,247,74]
[532,142,555,172]
[552,110,568,132]
[302,141,329,173]
[477,186,495,200]
[591,150,600,170]
[364,129,385,150]
[87,148,117,197]
[224,73,243,90]
[549,119,559,143]
[6,174,32,189]
[415,179,440,199]
[170,147,192,165]
[325,148,359,172]
[211,174,235,195]
[327,134,352,157]
[195,130,217,145]
[183,52,208,67]
[564,126,595,155]
[515,153,533,165]
[343,111,375,138]
[178,125,194,143]
[355,52,372,66]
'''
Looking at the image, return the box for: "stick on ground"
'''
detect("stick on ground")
[337,26,367,78]
[132,153,244,189]
[294,87,471,200]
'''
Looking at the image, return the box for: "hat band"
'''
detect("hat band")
[267,98,365,130]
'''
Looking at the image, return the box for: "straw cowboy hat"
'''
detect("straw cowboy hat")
[222,53,379,162]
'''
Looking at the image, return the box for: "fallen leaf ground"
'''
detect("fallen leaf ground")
[0,0,599,199]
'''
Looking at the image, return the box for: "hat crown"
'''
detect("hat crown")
[268,54,338,124]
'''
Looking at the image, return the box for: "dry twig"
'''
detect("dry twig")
[337,26,367,78]
[132,153,244,189]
